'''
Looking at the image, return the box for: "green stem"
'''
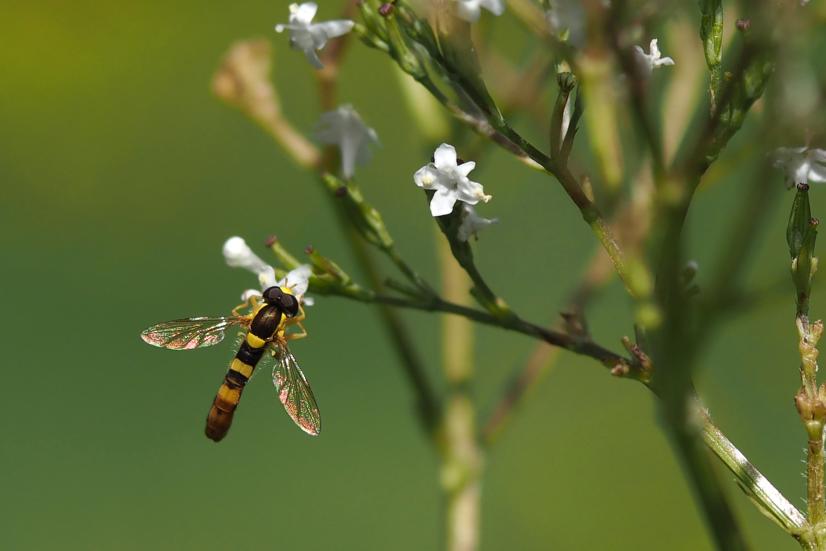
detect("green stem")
[701,410,807,536]
[385,245,436,296]
[437,234,483,551]
[333,288,628,368]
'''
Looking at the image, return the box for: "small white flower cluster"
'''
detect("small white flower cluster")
[315,104,379,179]
[457,204,498,242]
[274,0,507,68]
[772,147,826,189]
[275,3,354,69]
[222,236,313,305]
[634,39,675,75]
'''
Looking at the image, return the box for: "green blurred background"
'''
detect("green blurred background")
[2,1,826,549]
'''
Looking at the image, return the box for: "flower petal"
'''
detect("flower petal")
[414,164,441,190]
[795,160,812,185]
[291,2,318,25]
[456,179,490,205]
[313,20,355,41]
[457,205,498,242]
[480,0,505,16]
[809,149,826,163]
[456,0,481,22]
[303,48,324,69]
[808,163,826,184]
[223,236,269,273]
[241,289,263,302]
[456,161,476,177]
[430,188,458,217]
[258,266,278,290]
[283,265,312,297]
[433,143,458,170]
[649,39,661,58]
[339,131,360,179]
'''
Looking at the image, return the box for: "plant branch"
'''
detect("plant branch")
[437,231,483,551]
[701,410,807,537]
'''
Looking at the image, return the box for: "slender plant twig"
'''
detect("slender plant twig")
[701,411,807,537]
[437,232,483,551]
[341,289,628,367]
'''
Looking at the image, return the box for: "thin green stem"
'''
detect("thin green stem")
[437,233,482,551]
[333,288,628,368]
[701,409,807,536]
[796,317,826,529]
[385,246,436,296]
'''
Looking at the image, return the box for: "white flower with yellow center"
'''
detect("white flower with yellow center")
[414,144,491,217]
[275,2,354,69]
[223,236,313,305]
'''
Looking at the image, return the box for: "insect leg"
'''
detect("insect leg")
[231,295,260,317]
[285,322,308,341]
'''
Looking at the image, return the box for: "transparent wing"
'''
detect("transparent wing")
[272,343,321,436]
[140,316,250,350]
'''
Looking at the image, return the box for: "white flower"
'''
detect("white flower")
[634,39,675,75]
[277,265,314,306]
[455,0,504,22]
[224,237,315,306]
[414,144,491,217]
[274,3,354,69]
[772,146,826,189]
[457,204,498,242]
[241,288,264,302]
[223,236,277,289]
[315,104,379,179]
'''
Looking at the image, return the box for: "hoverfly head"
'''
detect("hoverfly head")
[262,286,284,305]
[279,291,300,317]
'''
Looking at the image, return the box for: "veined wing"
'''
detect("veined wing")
[272,343,321,436]
[141,316,250,350]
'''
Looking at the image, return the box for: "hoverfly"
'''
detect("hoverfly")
[140,278,320,441]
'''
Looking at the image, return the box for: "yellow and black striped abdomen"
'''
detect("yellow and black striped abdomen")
[205,305,283,442]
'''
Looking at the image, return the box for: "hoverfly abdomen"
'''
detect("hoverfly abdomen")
[205,304,284,442]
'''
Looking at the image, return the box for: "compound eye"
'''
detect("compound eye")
[281,294,299,317]
[263,286,282,304]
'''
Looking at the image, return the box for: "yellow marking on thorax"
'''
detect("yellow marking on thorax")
[229,358,255,378]
[245,332,267,349]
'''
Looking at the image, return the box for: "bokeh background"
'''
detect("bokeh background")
[3,1,826,549]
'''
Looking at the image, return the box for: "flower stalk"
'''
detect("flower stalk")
[437,233,483,551]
